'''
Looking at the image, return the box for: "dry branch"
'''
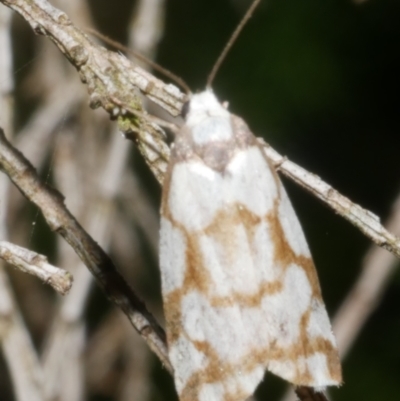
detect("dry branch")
[0,127,171,372]
[0,267,48,401]
[0,241,72,294]
[262,142,400,258]
[332,192,400,357]
[1,0,181,183]
[0,5,13,135]
[295,387,329,401]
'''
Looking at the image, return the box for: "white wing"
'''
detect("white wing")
[160,143,341,401]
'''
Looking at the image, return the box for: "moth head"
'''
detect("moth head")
[182,90,229,128]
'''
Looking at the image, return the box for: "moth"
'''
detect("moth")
[158,2,342,401]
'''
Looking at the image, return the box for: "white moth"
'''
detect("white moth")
[159,89,342,401]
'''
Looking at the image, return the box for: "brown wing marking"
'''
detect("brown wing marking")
[161,151,341,400]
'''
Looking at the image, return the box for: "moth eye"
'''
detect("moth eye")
[181,101,190,119]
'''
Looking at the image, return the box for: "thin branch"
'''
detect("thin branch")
[0,267,48,401]
[295,387,329,401]
[282,385,332,401]
[86,28,190,94]
[332,192,400,358]
[0,241,73,295]
[36,7,111,397]
[0,127,172,373]
[0,5,13,135]
[0,7,49,401]
[43,0,167,397]
[262,141,400,258]
[1,0,179,183]
[129,0,165,59]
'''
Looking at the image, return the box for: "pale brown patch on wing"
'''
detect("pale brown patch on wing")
[178,323,340,401]
[185,231,212,294]
[164,289,184,344]
[270,309,341,384]
[208,280,283,308]
[267,197,323,300]
[179,340,255,401]
[163,201,284,312]
[203,203,261,261]
[263,197,341,384]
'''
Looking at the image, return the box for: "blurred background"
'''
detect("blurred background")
[0,0,399,400]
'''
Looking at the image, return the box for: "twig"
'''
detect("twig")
[0,7,49,401]
[86,310,152,401]
[0,267,48,401]
[0,127,172,372]
[262,141,400,258]
[332,192,400,358]
[295,387,329,401]
[44,0,166,396]
[115,5,166,399]
[35,8,103,397]
[0,5,13,135]
[0,0,179,183]
[129,0,165,59]
[0,241,73,295]
[282,386,331,401]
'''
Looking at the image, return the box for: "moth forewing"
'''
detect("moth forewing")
[159,90,341,401]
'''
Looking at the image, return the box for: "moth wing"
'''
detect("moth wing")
[265,178,342,387]
[160,144,341,401]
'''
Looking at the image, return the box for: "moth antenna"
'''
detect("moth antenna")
[206,0,261,89]
[86,28,192,95]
